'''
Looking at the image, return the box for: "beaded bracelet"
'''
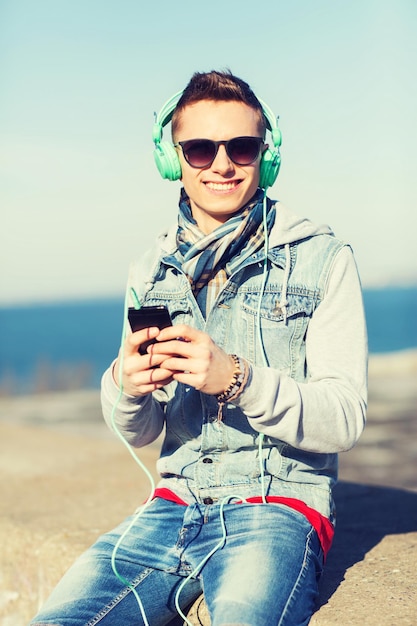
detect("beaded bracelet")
[216,354,249,421]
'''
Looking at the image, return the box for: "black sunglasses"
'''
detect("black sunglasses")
[174,136,264,168]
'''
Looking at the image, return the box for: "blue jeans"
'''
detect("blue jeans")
[30,498,324,626]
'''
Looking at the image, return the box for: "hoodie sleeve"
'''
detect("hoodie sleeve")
[232,245,368,453]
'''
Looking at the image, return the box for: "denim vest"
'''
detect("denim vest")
[129,220,346,520]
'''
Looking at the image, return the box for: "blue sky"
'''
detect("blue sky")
[1,0,416,304]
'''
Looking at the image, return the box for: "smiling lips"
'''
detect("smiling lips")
[205,181,241,191]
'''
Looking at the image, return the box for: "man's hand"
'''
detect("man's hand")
[149,324,236,396]
[113,326,176,396]
[114,324,236,398]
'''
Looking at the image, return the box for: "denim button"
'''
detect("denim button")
[202,457,213,463]
[203,497,214,505]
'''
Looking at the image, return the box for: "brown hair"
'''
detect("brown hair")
[171,70,266,139]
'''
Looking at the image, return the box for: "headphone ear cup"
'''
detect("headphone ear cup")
[259,147,281,189]
[153,142,182,181]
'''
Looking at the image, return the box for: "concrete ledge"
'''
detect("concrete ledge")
[311,481,417,625]
[1,355,416,626]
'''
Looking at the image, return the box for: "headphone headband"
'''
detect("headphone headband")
[152,90,282,188]
[152,90,183,144]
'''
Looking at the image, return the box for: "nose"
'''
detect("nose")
[210,144,235,175]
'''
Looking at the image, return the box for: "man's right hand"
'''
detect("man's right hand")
[113,327,175,396]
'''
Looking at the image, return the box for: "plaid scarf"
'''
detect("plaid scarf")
[176,188,276,316]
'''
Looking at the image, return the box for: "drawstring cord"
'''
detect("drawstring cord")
[280,243,291,325]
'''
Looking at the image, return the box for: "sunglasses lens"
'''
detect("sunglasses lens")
[228,137,261,165]
[180,137,262,168]
[182,140,216,168]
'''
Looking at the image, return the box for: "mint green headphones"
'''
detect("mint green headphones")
[152,90,282,189]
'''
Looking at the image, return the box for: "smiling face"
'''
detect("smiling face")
[173,100,265,234]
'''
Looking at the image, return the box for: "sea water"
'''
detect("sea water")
[0,286,416,394]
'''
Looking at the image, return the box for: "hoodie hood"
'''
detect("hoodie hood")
[268,200,334,248]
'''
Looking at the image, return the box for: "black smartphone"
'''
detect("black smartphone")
[128,305,172,355]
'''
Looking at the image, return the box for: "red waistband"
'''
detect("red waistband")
[153,487,334,557]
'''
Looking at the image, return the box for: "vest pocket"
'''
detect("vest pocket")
[239,289,315,369]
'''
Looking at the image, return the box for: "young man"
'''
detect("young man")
[31,70,367,626]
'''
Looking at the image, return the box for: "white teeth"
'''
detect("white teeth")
[206,182,237,191]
